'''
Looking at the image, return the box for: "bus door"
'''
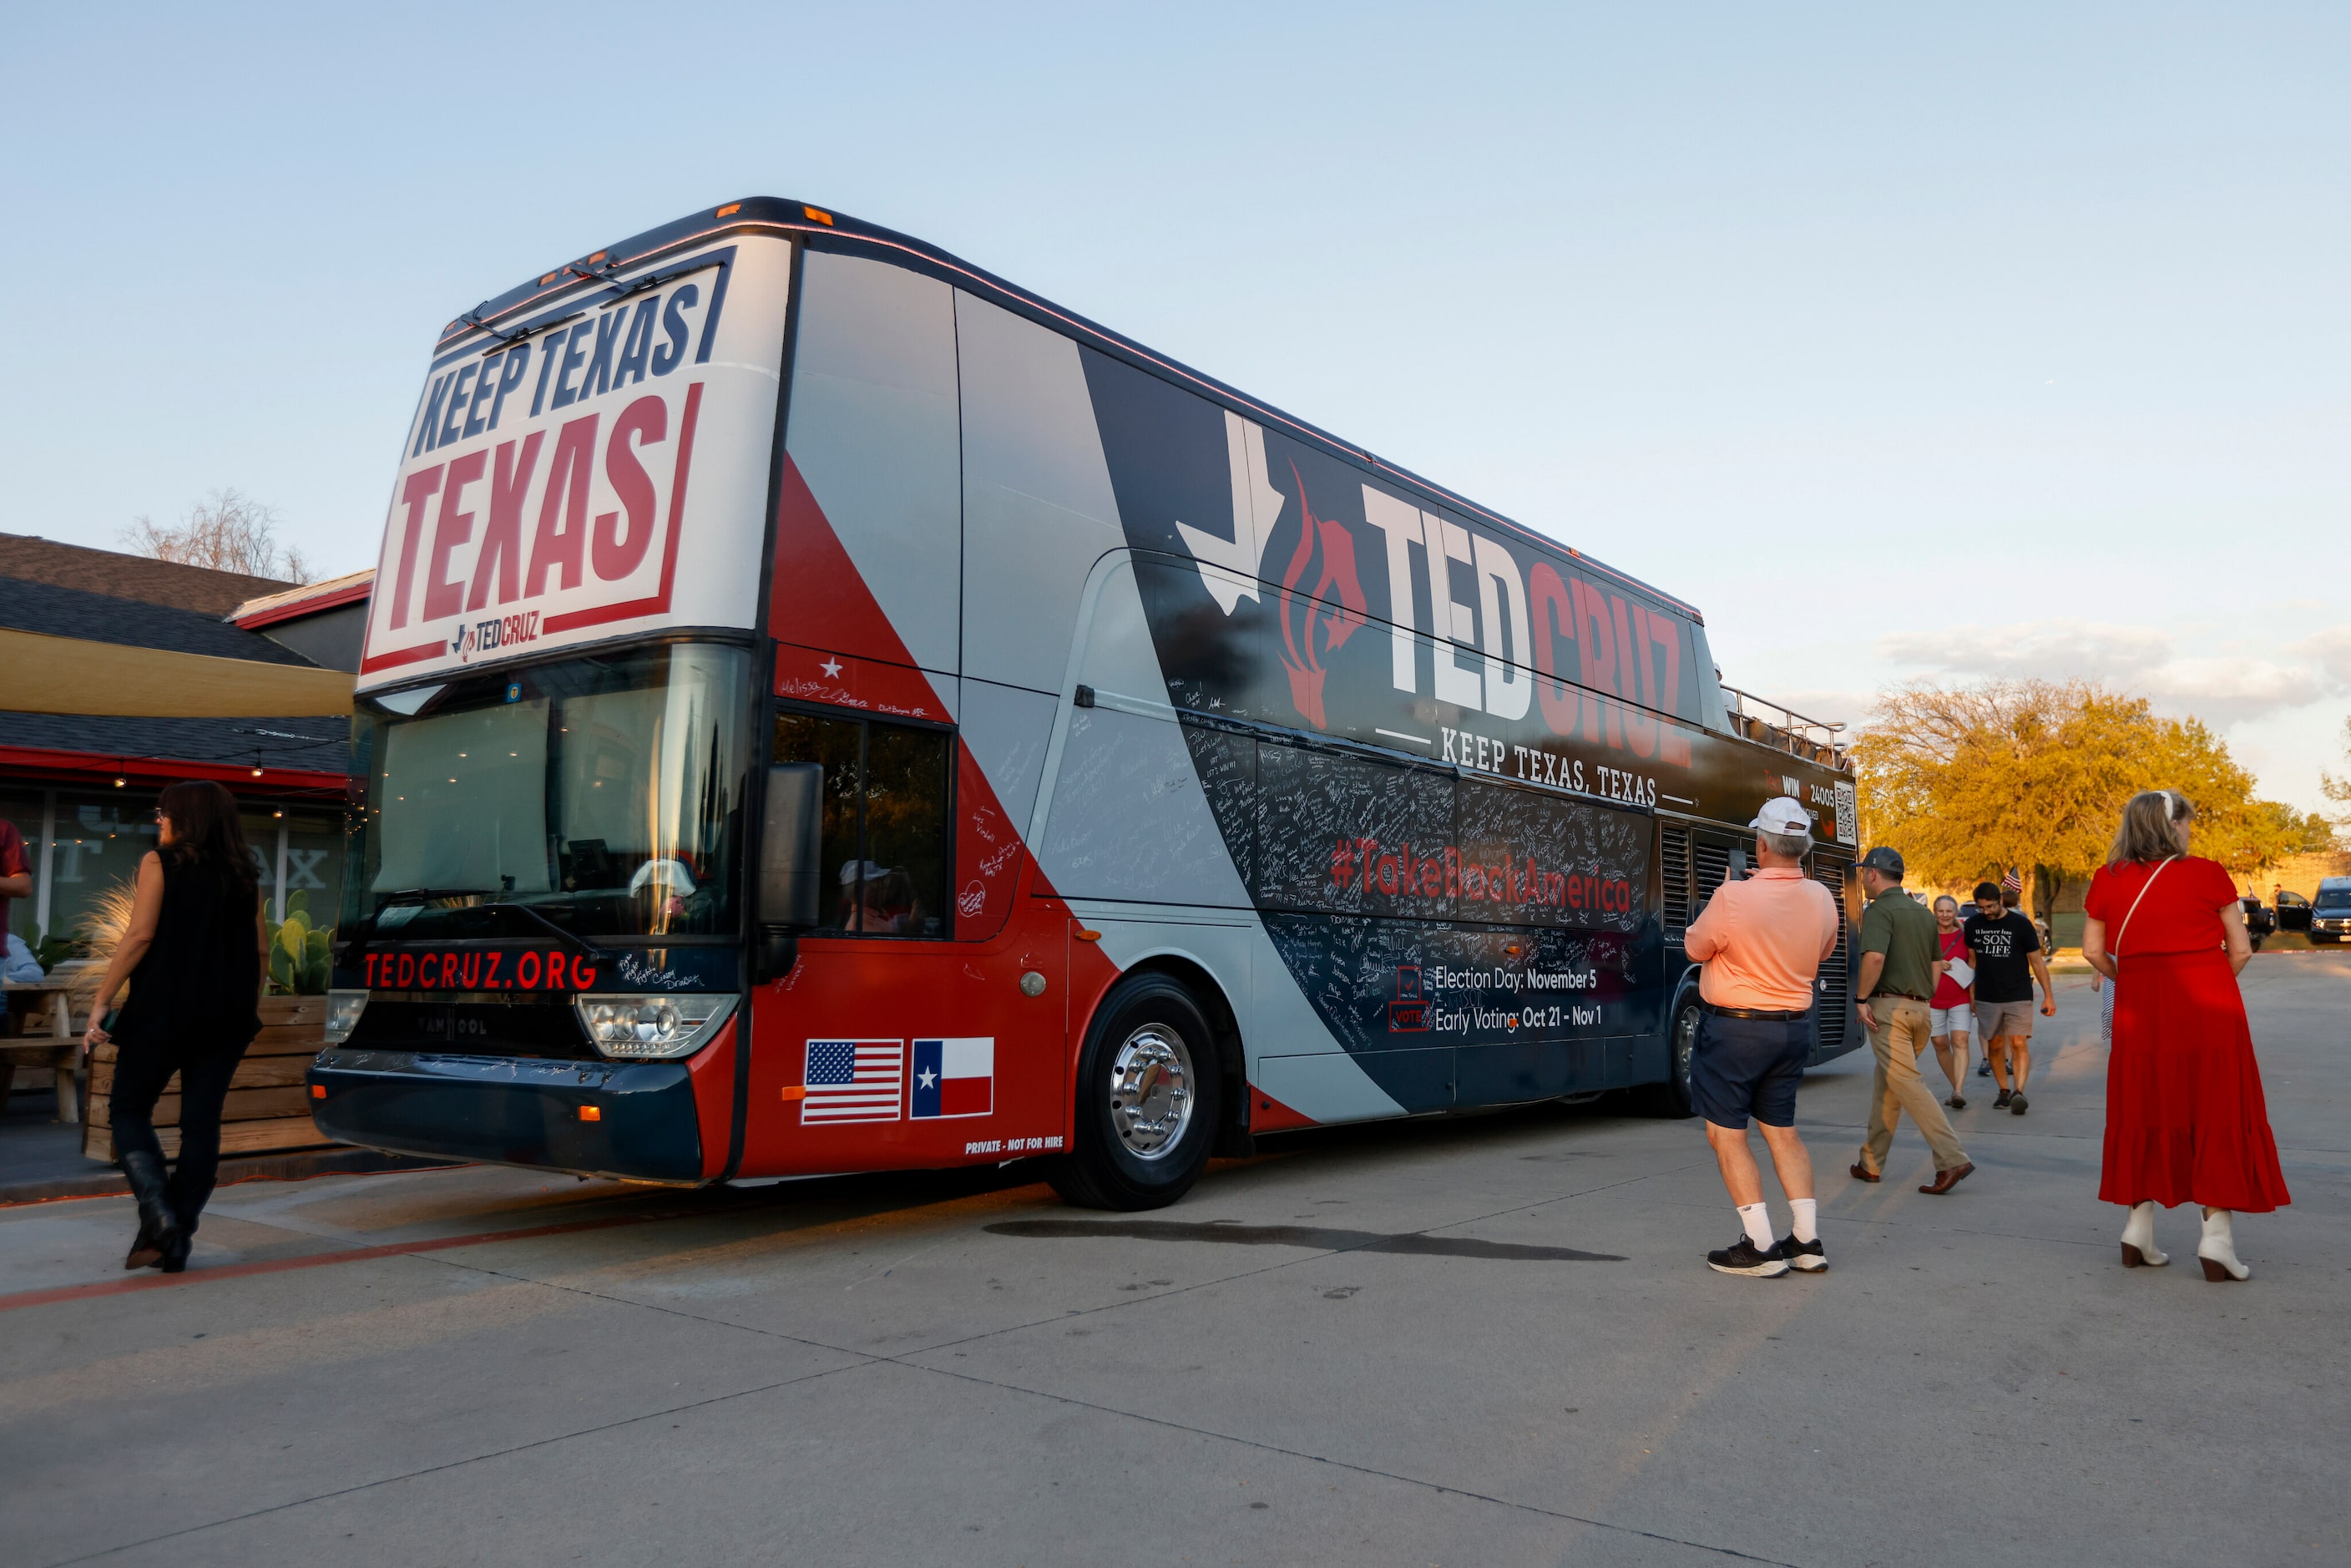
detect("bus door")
[739,702,1069,1177]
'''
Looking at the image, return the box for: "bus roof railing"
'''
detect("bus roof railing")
[1722,685,1849,771]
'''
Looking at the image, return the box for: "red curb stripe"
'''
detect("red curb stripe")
[0,1211,673,1313]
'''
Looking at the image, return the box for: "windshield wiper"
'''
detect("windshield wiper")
[382,888,490,904]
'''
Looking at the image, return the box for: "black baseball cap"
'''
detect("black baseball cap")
[1858,847,1905,878]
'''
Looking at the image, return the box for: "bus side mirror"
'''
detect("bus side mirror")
[757,763,822,980]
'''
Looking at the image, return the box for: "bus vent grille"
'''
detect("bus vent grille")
[1811,849,1854,1051]
[1660,827,1691,941]
[1693,841,1732,920]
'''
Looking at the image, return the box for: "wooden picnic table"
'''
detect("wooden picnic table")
[2,982,84,1124]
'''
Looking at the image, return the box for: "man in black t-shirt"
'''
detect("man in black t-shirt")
[1964,880,2055,1115]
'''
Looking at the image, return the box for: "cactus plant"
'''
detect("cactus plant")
[267,889,335,994]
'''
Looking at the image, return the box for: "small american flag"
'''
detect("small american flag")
[2000,867,2022,895]
[801,1039,903,1122]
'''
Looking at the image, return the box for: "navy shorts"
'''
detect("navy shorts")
[1689,1009,1814,1129]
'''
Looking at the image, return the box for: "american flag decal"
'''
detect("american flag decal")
[801,1039,904,1123]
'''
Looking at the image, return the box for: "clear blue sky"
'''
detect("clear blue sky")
[8,3,2346,810]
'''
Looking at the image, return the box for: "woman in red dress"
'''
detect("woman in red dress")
[2083,790,2289,1281]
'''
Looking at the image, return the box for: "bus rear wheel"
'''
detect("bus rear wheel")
[1048,975,1221,1211]
[1635,994,1701,1118]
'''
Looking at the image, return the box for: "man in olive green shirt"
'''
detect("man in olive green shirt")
[1853,847,1973,1192]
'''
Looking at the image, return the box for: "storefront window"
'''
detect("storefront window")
[240,805,348,926]
[0,788,49,950]
[45,790,159,953]
[8,786,349,951]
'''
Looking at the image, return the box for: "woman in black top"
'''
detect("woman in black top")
[83,780,269,1273]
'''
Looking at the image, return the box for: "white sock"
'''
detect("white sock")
[1789,1198,1818,1243]
[1737,1202,1773,1250]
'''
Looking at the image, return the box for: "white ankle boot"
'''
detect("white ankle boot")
[2120,1202,2167,1267]
[2197,1208,2249,1282]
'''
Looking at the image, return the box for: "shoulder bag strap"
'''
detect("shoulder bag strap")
[2111,857,2175,959]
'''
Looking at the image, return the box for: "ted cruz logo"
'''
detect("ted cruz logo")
[1275,466,1368,730]
[453,609,542,661]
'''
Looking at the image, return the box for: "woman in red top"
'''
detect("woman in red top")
[2083,790,2288,1281]
[1929,895,1974,1110]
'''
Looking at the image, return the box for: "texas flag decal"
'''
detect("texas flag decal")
[911,1037,993,1119]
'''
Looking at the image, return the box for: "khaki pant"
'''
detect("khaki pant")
[1860,999,1969,1175]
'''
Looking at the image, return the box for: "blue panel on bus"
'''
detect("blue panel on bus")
[308,1050,702,1181]
[1455,1040,1574,1105]
[1261,914,1659,1051]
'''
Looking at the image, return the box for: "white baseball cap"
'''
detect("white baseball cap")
[1749,797,1812,836]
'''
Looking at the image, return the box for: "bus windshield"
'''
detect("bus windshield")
[344,643,753,941]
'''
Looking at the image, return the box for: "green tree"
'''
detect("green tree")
[1853,679,2310,920]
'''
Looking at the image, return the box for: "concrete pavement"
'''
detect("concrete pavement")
[3,953,2345,1567]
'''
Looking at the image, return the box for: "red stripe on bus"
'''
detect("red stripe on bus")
[357,637,451,675]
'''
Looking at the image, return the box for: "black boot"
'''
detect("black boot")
[168,1175,210,1241]
[119,1151,185,1272]
[162,1179,210,1273]
[124,1216,163,1271]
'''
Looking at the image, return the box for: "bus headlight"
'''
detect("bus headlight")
[573,993,740,1060]
[324,989,370,1045]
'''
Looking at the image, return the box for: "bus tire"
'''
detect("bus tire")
[1635,993,1701,1119]
[1048,974,1222,1211]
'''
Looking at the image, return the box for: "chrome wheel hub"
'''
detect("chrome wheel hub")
[1107,1024,1194,1160]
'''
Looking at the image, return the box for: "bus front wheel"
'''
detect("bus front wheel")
[1049,975,1221,1211]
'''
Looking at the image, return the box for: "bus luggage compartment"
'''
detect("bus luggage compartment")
[308,1048,703,1181]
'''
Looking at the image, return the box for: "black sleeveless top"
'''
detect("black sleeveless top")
[117,852,263,1044]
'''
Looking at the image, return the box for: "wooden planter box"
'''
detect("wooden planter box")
[83,995,334,1164]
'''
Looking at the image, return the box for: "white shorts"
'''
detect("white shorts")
[1929,1005,1973,1038]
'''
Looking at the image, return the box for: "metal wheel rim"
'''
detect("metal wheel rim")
[1107,1023,1195,1161]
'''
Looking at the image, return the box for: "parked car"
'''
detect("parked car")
[2240,897,2276,950]
[2274,889,2312,933]
[2309,878,2351,945]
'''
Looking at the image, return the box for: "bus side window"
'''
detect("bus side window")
[773,709,953,938]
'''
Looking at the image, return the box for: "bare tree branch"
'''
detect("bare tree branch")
[121,488,310,583]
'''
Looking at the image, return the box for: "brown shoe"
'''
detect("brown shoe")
[1848,1161,1881,1183]
[1919,1161,1975,1196]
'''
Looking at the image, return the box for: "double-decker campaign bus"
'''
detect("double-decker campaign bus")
[312,198,1862,1209]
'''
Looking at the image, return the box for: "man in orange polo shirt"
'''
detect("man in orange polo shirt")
[1681,797,1843,1277]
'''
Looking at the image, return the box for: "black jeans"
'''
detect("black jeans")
[109,1025,252,1231]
